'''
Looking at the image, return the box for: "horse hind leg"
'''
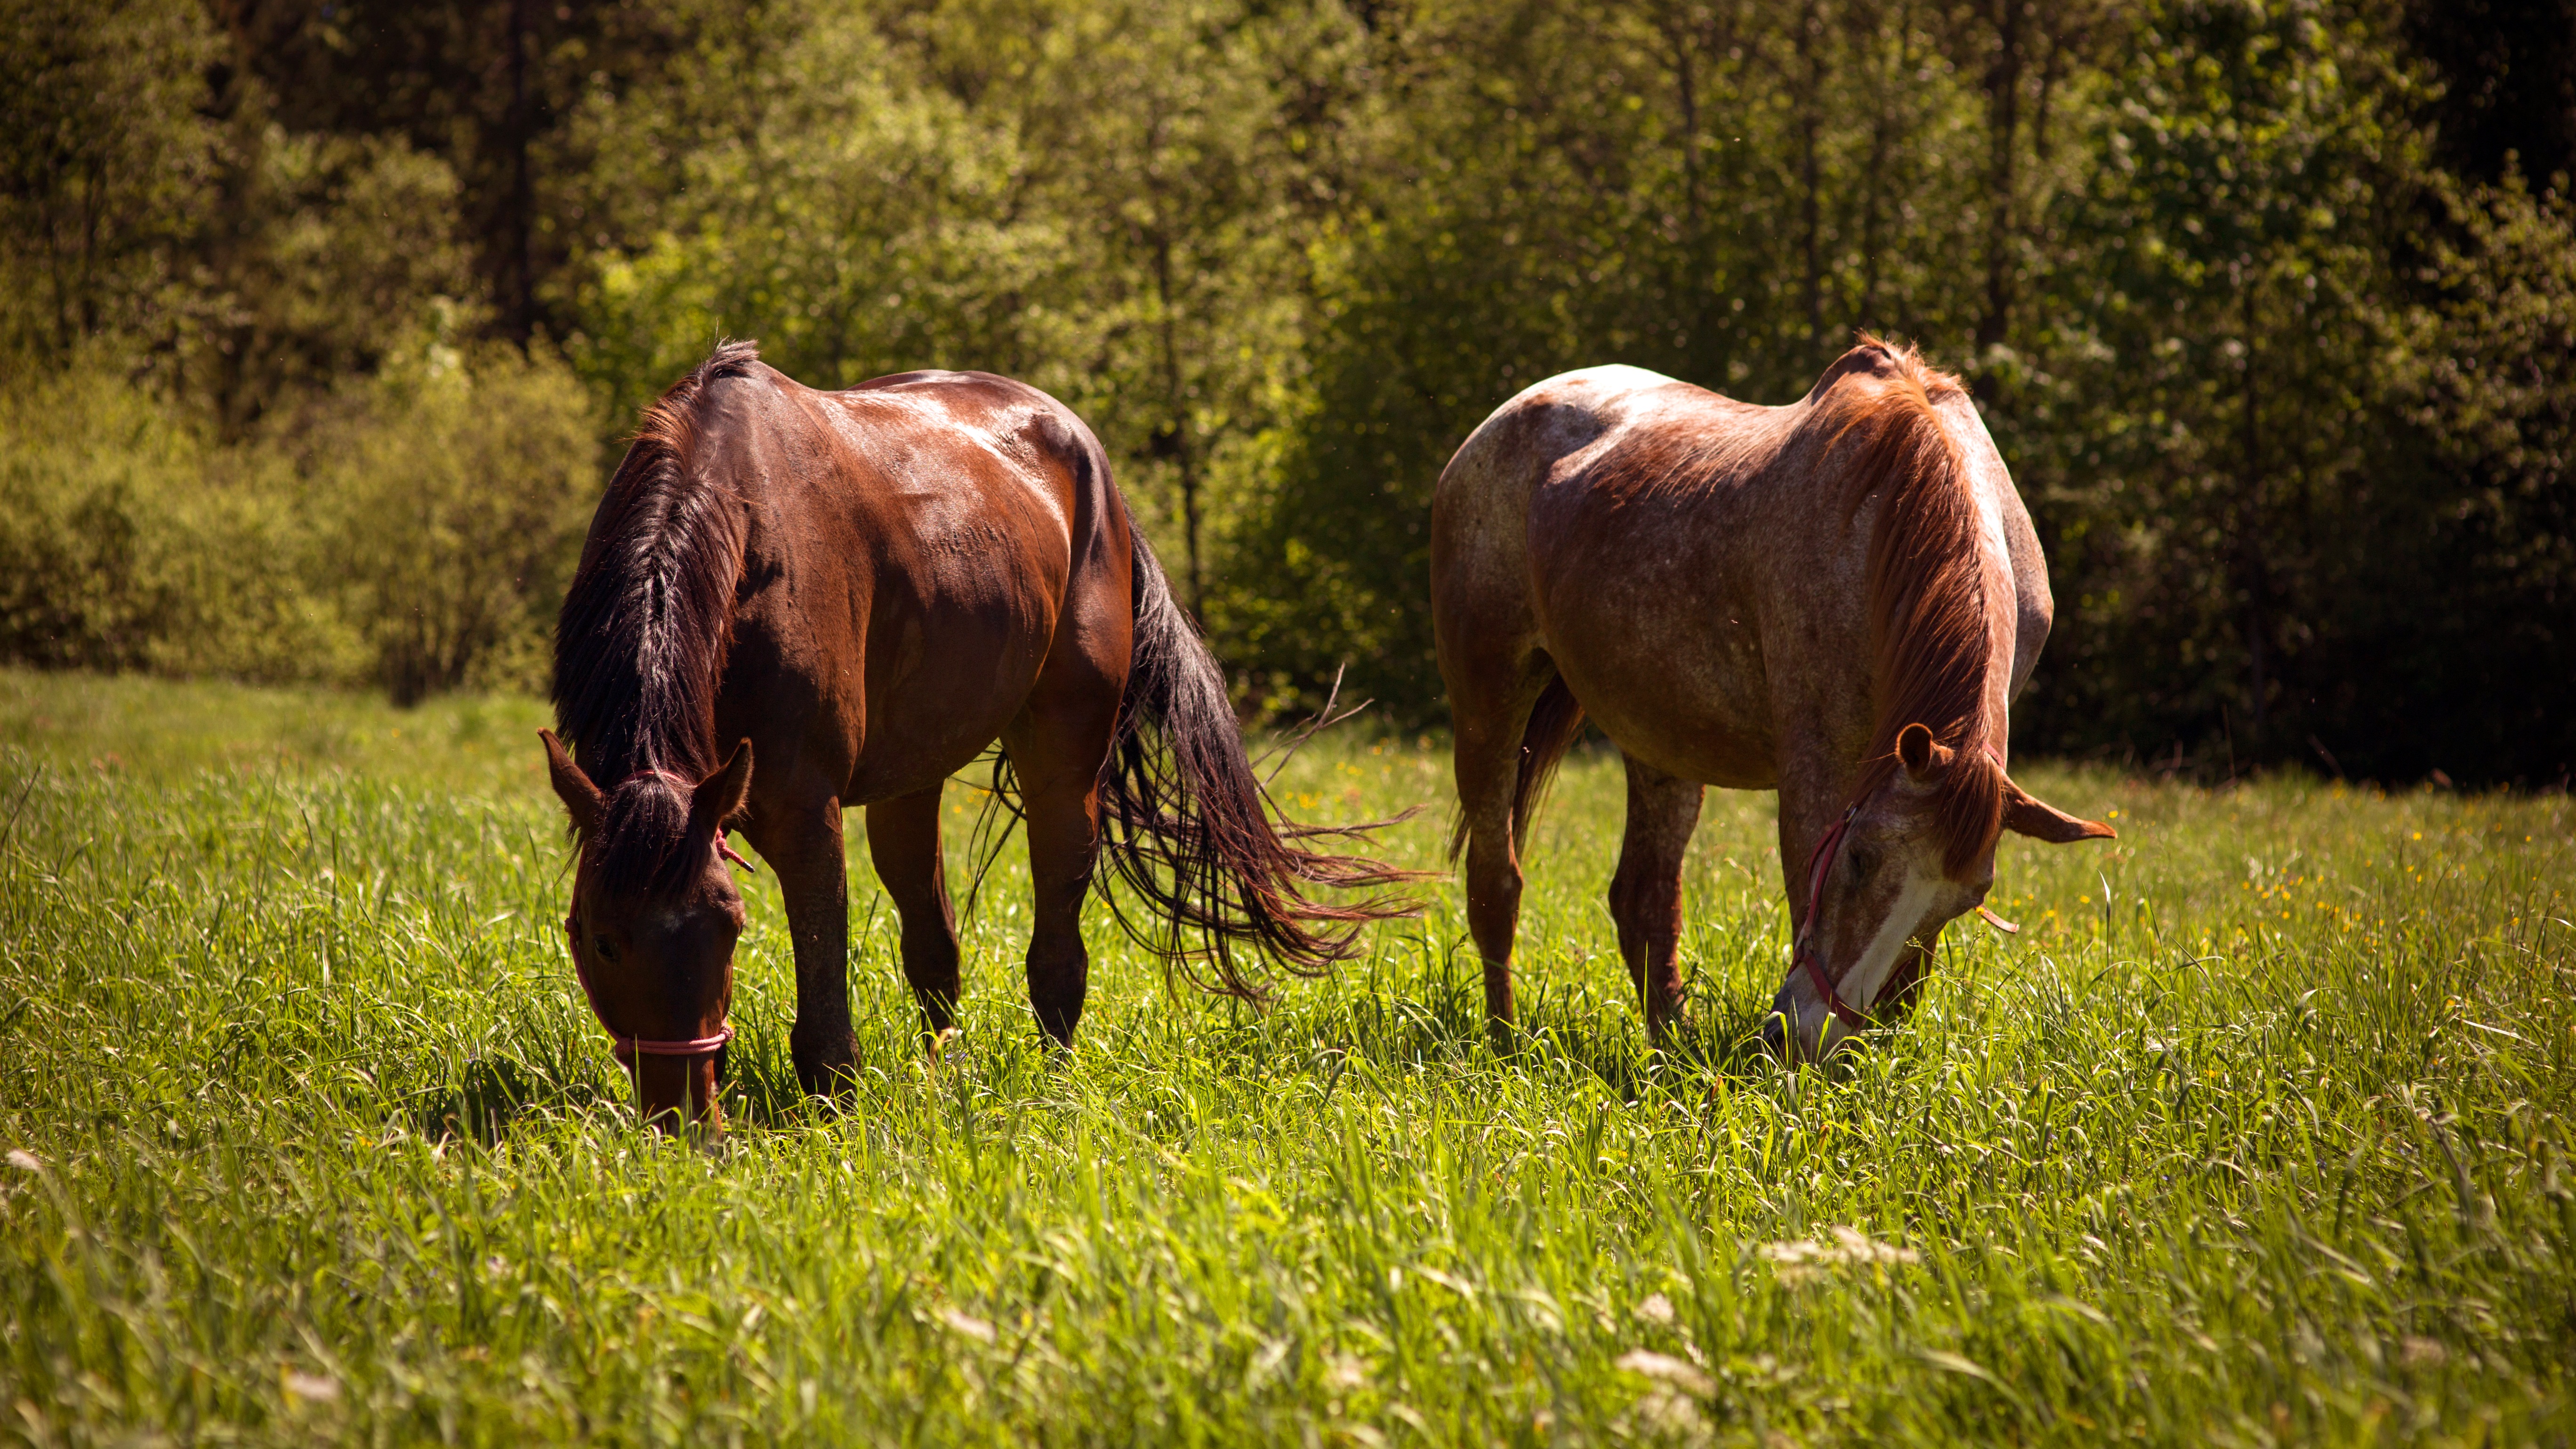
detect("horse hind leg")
[1449,662,1574,1035]
[865,785,963,1042]
[1000,681,1119,1046]
[1608,753,1705,1042]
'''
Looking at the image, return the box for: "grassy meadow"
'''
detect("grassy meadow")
[1,669,2571,1446]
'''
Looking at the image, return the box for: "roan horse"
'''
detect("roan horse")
[541,341,1410,1128]
[1433,338,2114,1060]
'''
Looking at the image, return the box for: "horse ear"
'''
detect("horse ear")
[540,729,602,833]
[1896,723,1951,782]
[690,739,755,839]
[2002,780,2117,844]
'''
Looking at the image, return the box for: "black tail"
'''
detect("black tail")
[1093,516,1420,1000]
[1447,671,1586,865]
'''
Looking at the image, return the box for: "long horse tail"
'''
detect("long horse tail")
[1093,514,1421,1001]
[1445,670,1587,866]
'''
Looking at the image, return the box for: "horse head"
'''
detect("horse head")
[1764,723,2111,1062]
[541,729,755,1132]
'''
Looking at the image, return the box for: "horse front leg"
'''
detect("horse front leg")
[1609,753,1705,1042]
[757,793,860,1097]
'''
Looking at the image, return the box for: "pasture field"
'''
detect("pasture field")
[2,669,2572,1447]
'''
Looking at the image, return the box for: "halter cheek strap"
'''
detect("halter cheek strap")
[1792,806,1872,1031]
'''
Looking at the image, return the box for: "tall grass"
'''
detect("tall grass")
[1,671,2569,1445]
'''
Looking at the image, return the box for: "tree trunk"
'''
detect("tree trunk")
[1151,231,1203,621]
[2239,274,2270,729]
[1857,0,1909,326]
[1797,0,1827,350]
[502,0,537,346]
[1974,0,2024,365]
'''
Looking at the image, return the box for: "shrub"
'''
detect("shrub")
[0,364,351,681]
[314,342,598,704]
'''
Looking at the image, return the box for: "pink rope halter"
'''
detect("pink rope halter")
[563,914,734,1064]
[1788,742,2018,1035]
[560,767,752,1065]
[1791,805,1872,1032]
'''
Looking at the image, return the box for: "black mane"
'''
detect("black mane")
[551,339,761,880]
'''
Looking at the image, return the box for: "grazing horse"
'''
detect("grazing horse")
[1433,338,2113,1060]
[542,341,1409,1128]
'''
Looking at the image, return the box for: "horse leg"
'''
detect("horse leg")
[1609,753,1705,1041]
[1015,775,1099,1046]
[1001,693,1117,1046]
[759,794,861,1096]
[1450,672,1550,1032]
[865,784,963,1042]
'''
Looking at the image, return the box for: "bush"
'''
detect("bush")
[0,364,350,681]
[314,341,598,704]
[0,343,598,703]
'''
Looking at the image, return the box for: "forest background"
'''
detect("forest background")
[3,0,2570,784]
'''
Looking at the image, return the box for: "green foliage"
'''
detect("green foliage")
[0,0,217,354]
[1,0,2570,770]
[0,343,596,700]
[2,676,2572,1442]
[187,126,479,435]
[559,0,1364,620]
[2345,171,2576,778]
[0,365,350,682]
[2009,0,2417,763]
[310,341,600,704]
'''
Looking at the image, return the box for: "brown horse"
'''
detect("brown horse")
[1433,338,2113,1060]
[541,341,1409,1128]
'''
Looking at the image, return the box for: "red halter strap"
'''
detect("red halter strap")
[1792,806,1872,1031]
[558,765,748,1064]
[1788,742,2010,1033]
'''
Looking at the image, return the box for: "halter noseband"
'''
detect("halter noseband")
[1787,743,2015,1036]
[560,767,752,1065]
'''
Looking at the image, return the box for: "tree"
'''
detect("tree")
[0,0,218,355]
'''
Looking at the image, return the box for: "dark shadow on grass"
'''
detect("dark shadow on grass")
[715,1022,901,1131]
[1260,936,1791,1103]
[415,1052,621,1144]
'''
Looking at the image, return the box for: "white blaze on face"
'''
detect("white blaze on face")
[1773,863,1948,1057]
[1833,868,1945,1015]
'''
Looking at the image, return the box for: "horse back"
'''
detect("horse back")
[695,364,1127,806]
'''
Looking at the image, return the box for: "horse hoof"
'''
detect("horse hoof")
[792,1037,859,1099]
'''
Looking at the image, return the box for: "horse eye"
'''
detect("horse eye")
[1845,848,1876,881]
[594,934,620,963]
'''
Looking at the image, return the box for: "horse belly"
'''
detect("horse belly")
[1552,618,1775,788]
[1530,510,1776,789]
[845,497,1072,803]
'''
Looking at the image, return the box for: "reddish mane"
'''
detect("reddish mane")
[1821,337,2005,878]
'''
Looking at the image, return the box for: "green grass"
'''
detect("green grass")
[1,668,2571,1446]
